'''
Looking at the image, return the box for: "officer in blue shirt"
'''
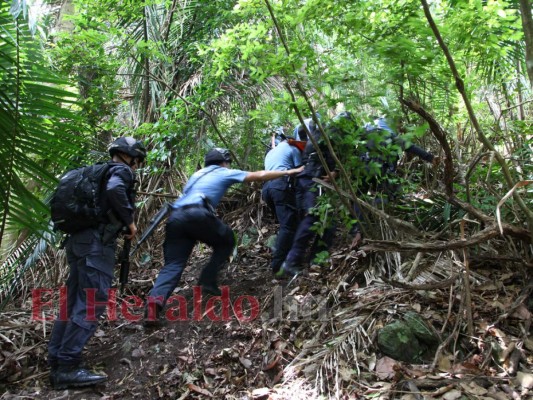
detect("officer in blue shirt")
[277,113,350,277]
[262,129,303,274]
[145,148,303,325]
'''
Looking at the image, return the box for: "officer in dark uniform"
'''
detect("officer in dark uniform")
[144,148,303,325]
[357,116,436,201]
[349,116,439,247]
[277,113,354,277]
[47,137,146,390]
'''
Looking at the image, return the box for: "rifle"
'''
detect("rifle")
[119,238,131,292]
[287,138,306,152]
[130,202,172,257]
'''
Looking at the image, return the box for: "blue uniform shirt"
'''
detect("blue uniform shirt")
[264,141,301,171]
[173,165,248,209]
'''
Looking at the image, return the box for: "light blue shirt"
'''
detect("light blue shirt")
[264,141,302,171]
[173,165,248,209]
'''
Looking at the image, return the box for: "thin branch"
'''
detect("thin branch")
[361,223,530,252]
[500,99,533,113]
[399,98,454,196]
[420,0,533,239]
[128,54,243,169]
[263,0,362,222]
[313,178,424,237]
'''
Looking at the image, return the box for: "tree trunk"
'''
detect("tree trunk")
[142,5,151,122]
[519,0,533,87]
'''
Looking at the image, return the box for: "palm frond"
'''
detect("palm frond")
[0,3,83,243]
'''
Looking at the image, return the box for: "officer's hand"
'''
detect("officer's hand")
[321,170,338,182]
[125,223,137,240]
[288,165,304,175]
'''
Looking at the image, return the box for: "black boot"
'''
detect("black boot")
[198,282,222,296]
[48,366,57,387]
[53,366,107,390]
[143,301,164,328]
[275,261,301,278]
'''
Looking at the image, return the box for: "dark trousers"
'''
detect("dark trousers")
[285,176,329,265]
[147,206,235,306]
[48,228,115,368]
[262,178,299,272]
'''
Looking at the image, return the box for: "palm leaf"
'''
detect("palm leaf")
[0,3,83,244]
[0,3,89,308]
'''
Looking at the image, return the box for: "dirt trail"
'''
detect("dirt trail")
[1,221,532,399]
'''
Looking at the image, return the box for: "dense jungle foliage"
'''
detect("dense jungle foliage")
[0,0,532,398]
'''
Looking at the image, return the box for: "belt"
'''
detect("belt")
[266,176,290,184]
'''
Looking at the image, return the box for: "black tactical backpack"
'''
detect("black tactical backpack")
[51,162,114,233]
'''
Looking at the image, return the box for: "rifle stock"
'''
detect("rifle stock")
[130,203,172,257]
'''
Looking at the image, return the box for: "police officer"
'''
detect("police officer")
[262,129,303,274]
[47,137,146,389]
[144,148,303,325]
[292,113,319,141]
[277,113,354,277]
[348,115,438,247]
[359,115,438,199]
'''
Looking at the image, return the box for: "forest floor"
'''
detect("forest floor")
[1,209,532,400]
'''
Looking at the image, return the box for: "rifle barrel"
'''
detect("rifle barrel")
[129,203,171,257]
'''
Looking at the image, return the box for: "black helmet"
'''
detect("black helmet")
[109,137,147,161]
[204,147,232,166]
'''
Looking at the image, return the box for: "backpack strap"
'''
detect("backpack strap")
[182,165,221,196]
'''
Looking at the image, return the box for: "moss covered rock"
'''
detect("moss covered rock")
[377,312,440,363]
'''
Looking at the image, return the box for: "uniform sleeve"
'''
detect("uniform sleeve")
[291,146,302,167]
[106,165,135,226]
[225,168,248,182]
[405,144,434,163]
[392,134,435,163]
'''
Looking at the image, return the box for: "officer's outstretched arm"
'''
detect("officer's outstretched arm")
[244,165,304,182]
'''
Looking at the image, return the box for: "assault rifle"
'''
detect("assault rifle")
[130,202,172,257]
[264,132,306,153]
[119,238,131,292]
[287,138,306,152]
[103,210,132,291]
[118,203,171,291]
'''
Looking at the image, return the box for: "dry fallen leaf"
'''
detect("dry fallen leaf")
[515,371,533,389]
[442,389,463,400]
[188,383,213,397]
[252,387,270,399]
[239,357,252,369]
[460,381,488,396]
[375,356,397,380]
